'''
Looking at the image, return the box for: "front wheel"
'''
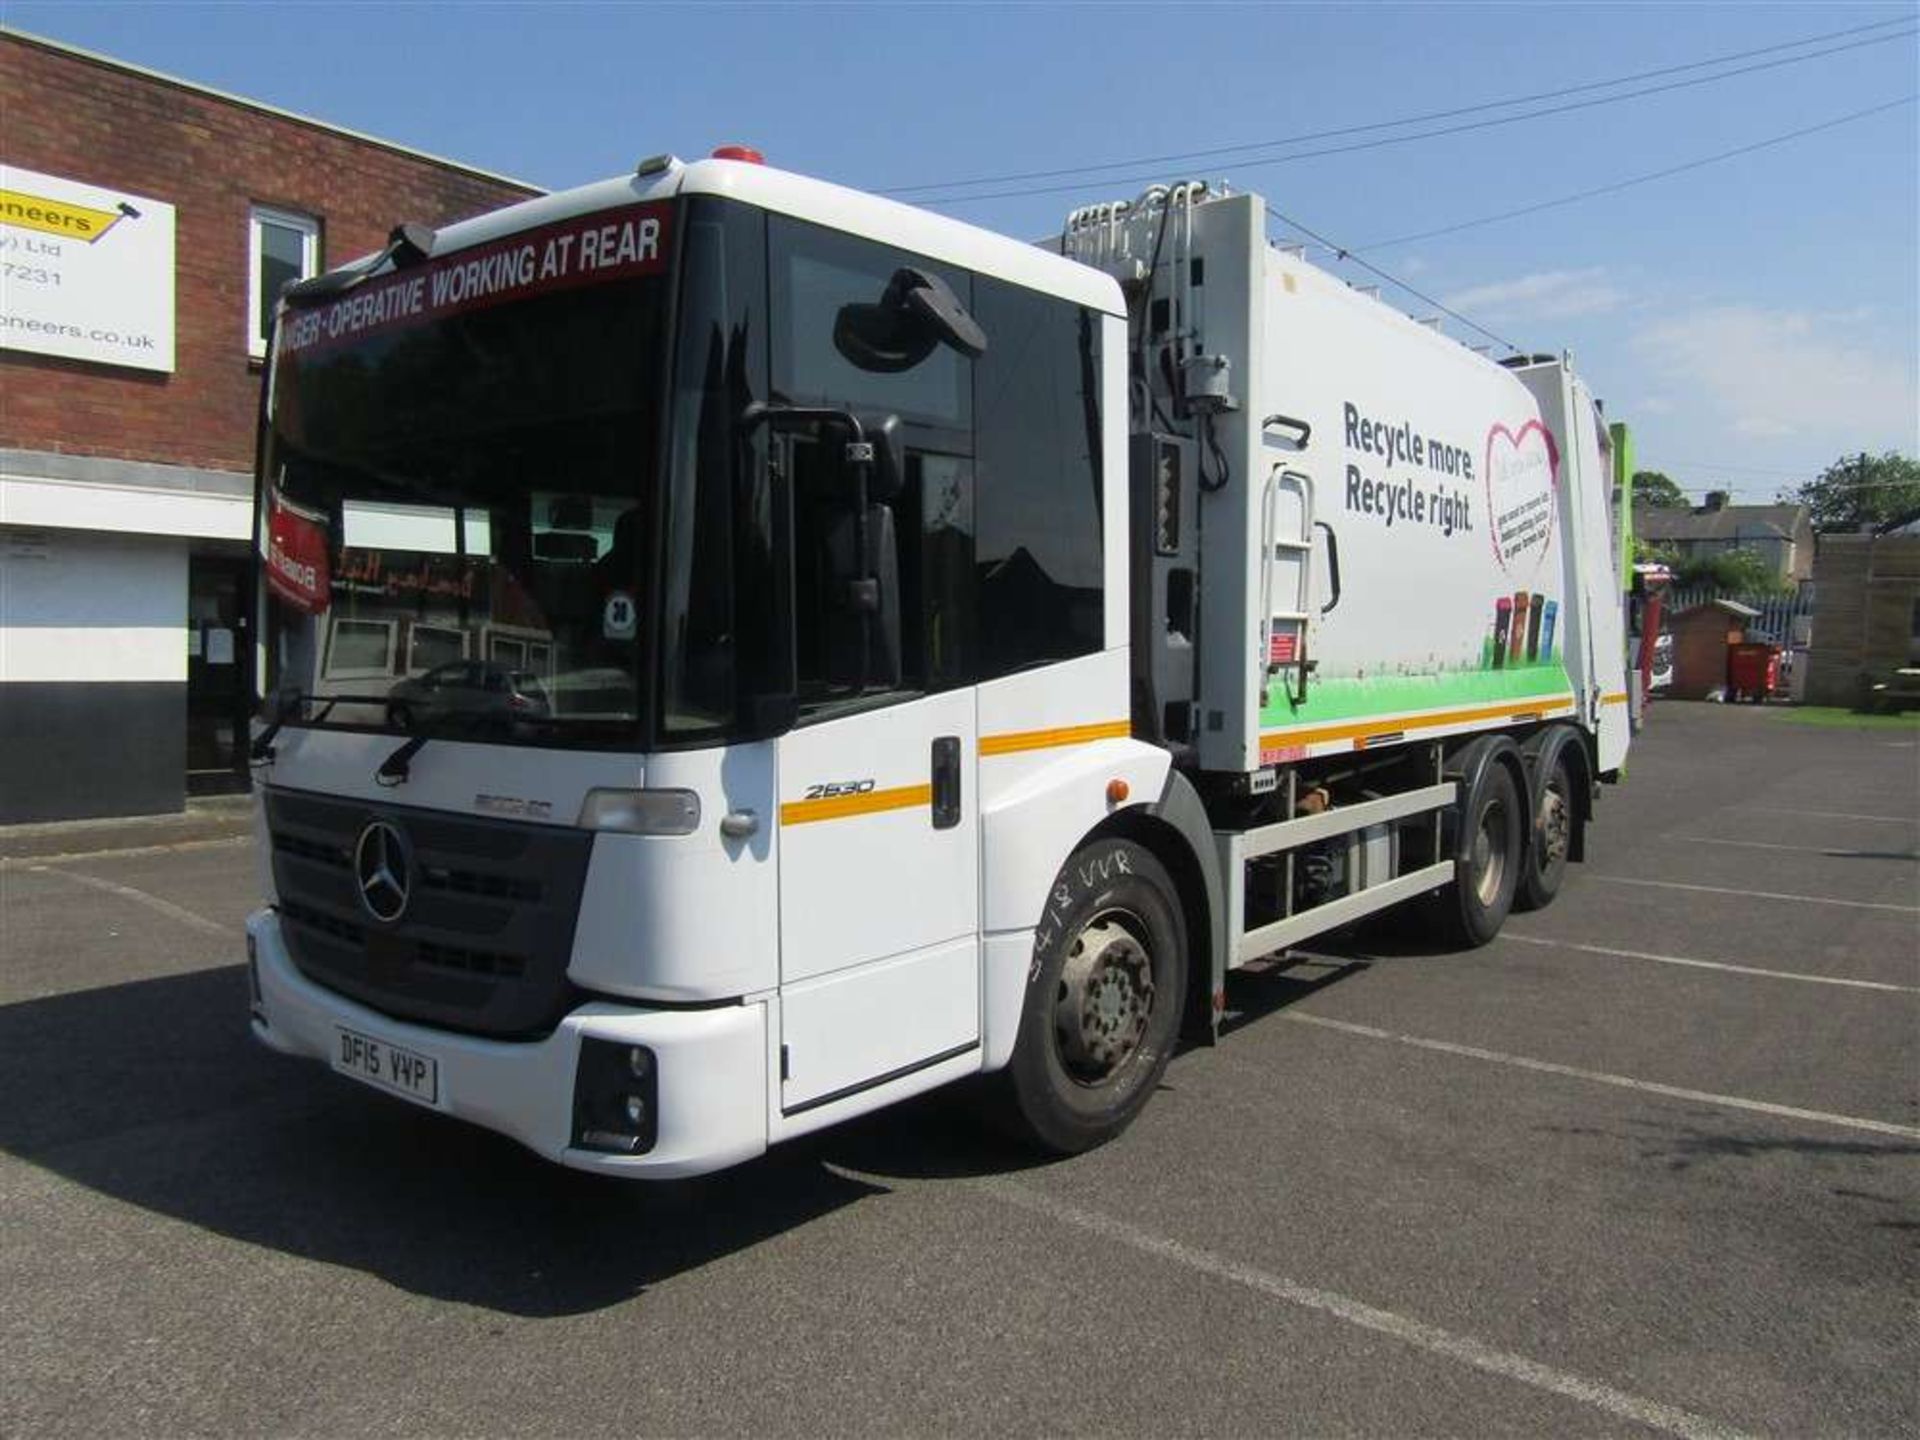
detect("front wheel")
[1004,839,1187,1155]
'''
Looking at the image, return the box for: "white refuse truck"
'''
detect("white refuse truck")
[245,151,1632,1176]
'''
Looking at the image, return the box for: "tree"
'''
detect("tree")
[1783,451,1920,533]
[1633,535,1677,567]
[1631,470,1689,509]
[1674,547,1790,598]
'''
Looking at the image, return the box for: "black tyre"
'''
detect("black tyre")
[1515,749,1575,913]
[386,703,413,731]
[1005,839,1187,1155]
[1443,760,1522,947]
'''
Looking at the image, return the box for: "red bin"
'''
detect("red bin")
[1727,641,1780,704]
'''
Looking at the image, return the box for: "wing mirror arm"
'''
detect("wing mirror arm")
[737,401,904,503]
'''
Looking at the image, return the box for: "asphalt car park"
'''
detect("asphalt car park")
[2,704,1914,1436]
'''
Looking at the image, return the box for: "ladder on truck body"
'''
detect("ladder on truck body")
[1261,465,1324,707]
[1258,411,1327,709]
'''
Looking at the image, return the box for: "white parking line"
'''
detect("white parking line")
[1592,875,1919,914]
[1281,1011,1920,1140]
[0,835,251,870]
[1741,806,1918,824]
[27,865,237,940]
[1669,834,1918,859]
[1502,933,1920,994]
[983,1180,1756,1440]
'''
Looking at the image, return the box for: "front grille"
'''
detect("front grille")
[418,865,542,903]
[279,897,362,946]
[276,833,349,870]
[266,787,593,1037]
[417,939,527,980]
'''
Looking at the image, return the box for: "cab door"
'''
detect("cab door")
[776,687,979,1110]
[766,217,985,1113]
[773,442,980,1111]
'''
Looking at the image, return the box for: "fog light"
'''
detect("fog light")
[572,1038,659,1155]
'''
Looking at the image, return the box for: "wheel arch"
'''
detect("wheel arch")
[1441,732,1528,862]
[1086,771,1223,1045]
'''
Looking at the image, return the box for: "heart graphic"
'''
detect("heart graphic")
[1484,420,1560,578]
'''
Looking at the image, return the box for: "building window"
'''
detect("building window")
[406,623,467,674]
[323,618,395,679]
[249,205,319,359]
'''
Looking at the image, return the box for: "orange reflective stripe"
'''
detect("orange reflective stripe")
[979,719,1130,756]
[779,783,932,827]
[1262,695,1576,752]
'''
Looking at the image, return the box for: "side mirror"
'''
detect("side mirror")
[866,413,905,504]
[820,502,901,692]
[832,267,986,374]
[895,268,986,359]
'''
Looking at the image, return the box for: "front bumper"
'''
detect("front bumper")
[246,909,768,1178]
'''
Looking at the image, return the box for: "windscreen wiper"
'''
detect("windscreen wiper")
[376,734,429,788]
[249,693,394,761]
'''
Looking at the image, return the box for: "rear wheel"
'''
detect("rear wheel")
[1442,761,1521,947]
[1005,839,1186,1155]
[1515,750,1575,912]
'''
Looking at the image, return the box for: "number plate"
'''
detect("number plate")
[331,1025,439,1107]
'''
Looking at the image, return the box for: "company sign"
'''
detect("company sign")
[276,202,672,360]
[0,164,175,373]
[266,490,332,615]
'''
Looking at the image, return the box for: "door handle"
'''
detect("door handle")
[930,736,961,830]
[1261,412,1312,447]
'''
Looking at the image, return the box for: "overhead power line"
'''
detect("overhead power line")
[884,13,1913,197]
[1660,460,1829,478]
[906,26,1916,208]
[1359,94,1918,250]
[1260,204,1522,355]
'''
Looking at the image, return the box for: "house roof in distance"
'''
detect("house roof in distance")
[1635,502,1808,544]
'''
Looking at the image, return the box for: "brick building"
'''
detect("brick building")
[1,29,538,822]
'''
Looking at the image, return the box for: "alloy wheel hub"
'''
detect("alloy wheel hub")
[1055,918,1154,1078]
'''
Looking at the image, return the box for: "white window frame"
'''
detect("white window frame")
[323,617,398,681]
[484,624,553,673]
[248,204,320,360]
[405,623,470,676]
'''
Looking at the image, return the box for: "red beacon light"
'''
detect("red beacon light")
[710,144,765,165]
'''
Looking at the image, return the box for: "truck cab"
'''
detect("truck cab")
[247,153,1172,1175]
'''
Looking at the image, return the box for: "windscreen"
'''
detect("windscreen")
[259,203,672,748]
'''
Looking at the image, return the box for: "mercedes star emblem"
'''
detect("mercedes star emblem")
[353,820,412,923]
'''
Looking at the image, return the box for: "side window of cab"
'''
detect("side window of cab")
[769,218,980,715]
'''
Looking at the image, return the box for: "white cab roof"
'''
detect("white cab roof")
[421,156,1126,315]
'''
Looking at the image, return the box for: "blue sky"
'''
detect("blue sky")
[10,1,1917,501]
